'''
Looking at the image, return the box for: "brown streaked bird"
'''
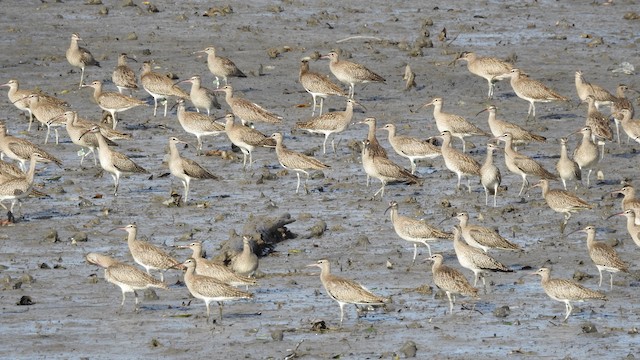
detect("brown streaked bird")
[494,68,569,119]
[583,95,612,158]
[112,53,138,95]
[570,126,599,188]
[177,242,256,288]
[0,152,52,223]
[174,99,225,155]
[23,93,67,144]
[294,98,361,154]
[379,123,440,174]
[307,259,389,326]
[86,253,168,312]
[66,33,100,88]
[385,200,453,263]
[422,97,489,152]
[531,267,607,321]
[140,61,189,117]
[214,85,282,125]
[617,109,640,146]
[0,122,62,171]
[176,75,221,115]
[229,235,259,278]
[0,159,24,182]
[480,143,501,207]
[361,139,420,200]
[455,51,513,99]
[574,70,616,109]
[168,137,218,205]
[427,254,479,314]
[609,209,640,248]
[180,258,253,322]
[611,185,640,218]
[195,46,246,88]
[223,113,276,170]
[79,126,148,196]
[271,132,330,194]
[569,225,628,289]
[321,51,385,99]
[556,137,581,190]
[357,117,387,159]
[434,131,481,193]
[477,105,545,148]
[455,212,520,253]
[1,79,68,131]
[531,179,593,234]
[82,80,147,129]
[611,85,636,144]
[299,57,347,116]
[494,132,557,196]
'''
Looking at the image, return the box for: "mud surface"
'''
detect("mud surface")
[1,1,640,359]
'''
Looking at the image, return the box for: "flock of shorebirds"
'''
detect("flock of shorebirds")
[1,31,639,324]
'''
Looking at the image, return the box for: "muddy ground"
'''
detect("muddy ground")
[1,0,640,359]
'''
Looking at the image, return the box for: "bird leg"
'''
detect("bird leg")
[218,301,224,323]
[152,97,158,116]
[339,302,346,326]
[322,134,330,155]
[372,182,386,200]
[598,268,603,287]
[79,67,86,89]
[563,301,573,321]
[183,179,190,205]
[518,176,528,196]
[446,291,454,314]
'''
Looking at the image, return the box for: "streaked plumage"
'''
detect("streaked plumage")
[428,254,479,313]
[214,85,282,125]
[455,51,513,99]
[531,179,593,234]
[294,98,360,154]
[1,79,67,131]
[140,61,189,117]
[176,75,221,115]
[435,131,481,193]
[168,137,218,205]
[177,242,256,288]
[82,80,147,129]
[196,46,246,88]
[272,132,330,194]
[423,97,489,152]
[66,33,100,88]
[361,139,420,200]
[455,212,520,252]
[229,235,259,277]
[52,110,118,166]
[571,126,599,187]
[556,137,581,190]
[112,53,138,95]
[0,122,62,171]
[380,123,440,174]
[611,85,636,144]
[24,93,67,144]
[572,226,628,289]
[477,105,545,147]
[174,99,225,155]
[223,113,276,169]
[299,57,347,115]
[495,68,569,118]
[481,143,502,207]
[0,152,52,222]
[574,70,616,109]
[322,51,385,99]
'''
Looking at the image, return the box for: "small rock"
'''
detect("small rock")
[399,340,417,358]
[581,322,598,333]
[12,281,22,289]
[1,275,11,284]
[98,6,108,15]
[311,320,327,331]
[142,49,151,56]
[144,289,159,301]
[150,338,161,347]
[355,235,370,247]
[17,295,34,305]
[78,197,95,207]
[70,232,88,244]
[85,0,102,4]
[572,270,591,281]
[45,230,59,243]
[40,263,51,269]
[270,329,284,341]
[19,274,34,284]
[493,305,510,318]
[121,0,135,7]
[623,12,640,20]
[126,32,138,40]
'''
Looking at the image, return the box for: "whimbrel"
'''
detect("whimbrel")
[0,159,23,181]
[112,53,138,95]
[531,179,592,234]
[434,131,481,193]
[214,85,282,125]
[571,126,599,187]
[0,122,62,171]
[176,75,221,115]
[477,105,545,148]
[617,109,640,146]
[357,117,387,159]
[422,97,489,152]
[168,137,218,205]
[180,258,253,322]
[299,57,347,115]
[1,79,67,131]
[223,113,276,170]
[82,80,147,129]
[494,68,569,119]
[66,33,100,88]
[574,70,616,109]
[195,46,246,88]
[140,61,189,117]
[531,267,607,321]
[230,235,259,277]
[0,152,52,223]
[361,140,420,199]
[611,85,636,144]
[427,254,478,314]
[114,224,181,282]
[455,51,513,99]
[611,185,640,218]
[294,98,361,154]
[79,126,148,195]
[321,51,385,99]
[174,99,225,155]
[379,123,440,174]
[494,132,557,196]
[556,137,581,190]
[177,242,256,288]
[271,132,330,194]
[86,253,168,312]
[23,93,66,144]
[480,143,501,207]
[307,259,389,326]
[569,226,628,289]
[609,210,640,248]
[583,95,613,157]
[51,111,117,166]
[455,212,520,252]
[385,200,453,263]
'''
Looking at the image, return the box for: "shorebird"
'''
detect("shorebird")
[195,46,246,88]
[174,99,225,155]
[1,79,67,131]
[494,132,557,196]
[379,123,440,174]
[214,85,282,125]
[0,159,23,182]
[455,212,520,252]
[617,109,640,146]
[583,95,612,157]
[177,242,256,288]
[321,51,385,99]
[574,70,616,109]
[86,253,168,312]
[140,61,189,117]
[361,139,420,200]
[531,267,607,321]
[66,33,100,88]
[422,97,489,152]
[223,113,276,170]
[299,57,347,115]
[294,98,361,154]
[476,105,546,148]
[0,152,52,223]
[434,131,481,193]
[82,80,147,129]
[176,75,221,115]
[385,200,453,262]
[481,143,501,207]
[229,235,259,277]
[23,93,67,144]
[451,225,512,289]
[307,259,389,326]
[570,127,599,187]
[112,53,138,95]
[556,137,581,190]
[357,117,387,159]
[50,111,118,166]
[168,137,218,205]
[608,210,640,248]
[271,132,330,194]
[494,68,569,119]
[113,224,181,282]
[611,85,636,144]
[611,185,640,217]
[0,122,62,171]
[454,51,513,99]
[569,225,628,289]
[531,179,593,234]
[79,126,148,195]
[180,258,253,322]
[427,254,479,314]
